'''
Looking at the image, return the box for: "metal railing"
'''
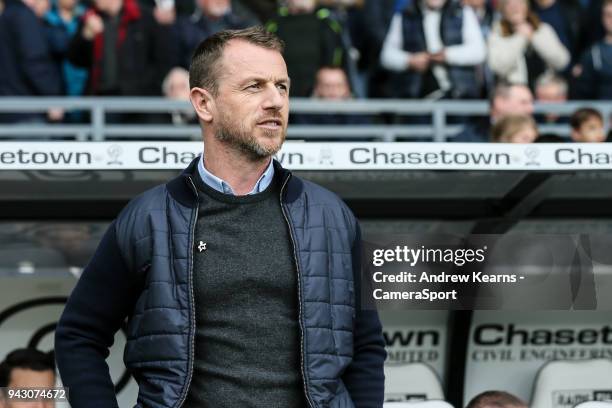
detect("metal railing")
[0,97,610,142]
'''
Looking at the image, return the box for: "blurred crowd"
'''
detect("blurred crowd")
[0,0,610,141]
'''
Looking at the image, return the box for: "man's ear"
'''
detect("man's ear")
[190,87,214,123]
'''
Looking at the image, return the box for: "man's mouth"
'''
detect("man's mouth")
[257,119,283,129]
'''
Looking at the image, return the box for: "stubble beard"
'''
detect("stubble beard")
[214,110,286,162]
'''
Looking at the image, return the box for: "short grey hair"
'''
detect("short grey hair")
[535,72,568,95]
[188,26,285,95]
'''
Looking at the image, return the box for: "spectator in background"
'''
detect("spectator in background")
[236,0,276,22]
[583,0,605,48]
[570,107,607,142]
[23,0,50,17]
[44,0,88,122]
[380,0,486,100]
[162,66,197,125]
[309,0,364,97]
[0,348,56,408]
[491,114,539,142]
[534,72,567,123]
[266,0,348,97]
[140,0,259,20]
[466,390,528,408]
[531,0,585,62]
[572,0,612,99]
[463,0,494,37]
[67,0,175,98]
[463,0,495,96]
[487,0,570,91]
[0,0,61,123]
[0,0,4,13]
[176,0,258,68]
[455,82,534,142]
[291,66,371,126]
[359,0,397,98]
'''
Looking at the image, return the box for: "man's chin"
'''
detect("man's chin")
[256,129,286,147]
[236,139,284,162]
[256,125,286,138]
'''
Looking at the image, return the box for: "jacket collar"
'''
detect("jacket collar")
[167,155,295,208]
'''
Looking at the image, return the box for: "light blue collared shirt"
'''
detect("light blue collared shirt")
[197,154,275,195]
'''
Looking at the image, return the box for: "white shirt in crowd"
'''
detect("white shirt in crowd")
[380,3,486,95]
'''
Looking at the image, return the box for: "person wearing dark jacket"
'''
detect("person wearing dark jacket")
[0,0,61,122]
[380,0,486,99]
[531,0,586,62]
[175,0,258,68]
[44,0,88,98]
[572,0,612,99]
[55,27,386,408]
[266,0,348,97]
[67,0,175,96]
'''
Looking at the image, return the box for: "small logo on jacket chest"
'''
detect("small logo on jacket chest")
[197,241,207,252]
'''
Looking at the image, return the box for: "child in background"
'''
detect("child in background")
[491,114,539,143]
[570,108,607,143]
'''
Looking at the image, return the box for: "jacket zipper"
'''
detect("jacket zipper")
[279,173,316,408]
[176,176,199,408]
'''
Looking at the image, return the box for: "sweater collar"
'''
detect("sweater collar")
[197,154,275,196]
[167,155,292,208]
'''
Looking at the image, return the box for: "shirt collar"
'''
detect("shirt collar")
[197,154,275,196]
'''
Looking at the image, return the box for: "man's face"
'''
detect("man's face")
[493,85,534,119]
[196,0,230,18]
[536,83,566,103]
[165,70,190,101]
[603,3,612,35]
[210,40,289,160]
[4,368,55,408]
[573,117,606,142]
[535,82,566,122]
[313,68,351,100]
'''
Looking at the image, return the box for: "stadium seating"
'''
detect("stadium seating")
[530,359,612,408]
[384,400,455,408]
[574,401,612,408]
[385,362,445,402]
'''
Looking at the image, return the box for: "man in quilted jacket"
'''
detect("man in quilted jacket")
[55,26,386,408]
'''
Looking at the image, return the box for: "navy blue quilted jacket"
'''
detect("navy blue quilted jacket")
[55,157,386,408]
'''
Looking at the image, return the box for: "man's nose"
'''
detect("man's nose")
[262,84,284,110]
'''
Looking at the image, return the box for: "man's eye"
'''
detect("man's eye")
[277,84,288,91]
[247,84,261,90]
